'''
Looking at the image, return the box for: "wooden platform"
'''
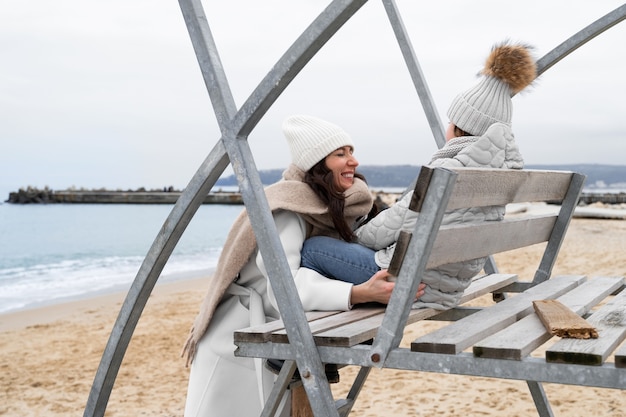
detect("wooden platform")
[237,275,626,383]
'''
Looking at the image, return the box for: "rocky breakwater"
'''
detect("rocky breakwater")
[5,187,244,205]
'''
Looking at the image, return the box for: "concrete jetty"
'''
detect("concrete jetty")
[6,189,244,204]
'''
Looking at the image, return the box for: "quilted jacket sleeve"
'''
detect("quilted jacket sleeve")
[354,191,417,250]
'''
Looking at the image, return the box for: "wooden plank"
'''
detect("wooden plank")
[407,165,434,212]
[388,231,412,277]
[234,310,340,343]
[474,277,623,360]
[546,287,626,365]
[270,307,385,343]
[615,341,626,368]
[237,274,518,346]
[456,273,519,301]
[411,275,585,354]
[445,168,573,210]
[314,306,436,347]
[312,274,518,347]
[426,216,555,269]
[533,299,598,339]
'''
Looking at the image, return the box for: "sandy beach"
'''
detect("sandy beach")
[1,214,625,417]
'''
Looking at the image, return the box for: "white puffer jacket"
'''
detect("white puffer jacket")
[355,123,523,309]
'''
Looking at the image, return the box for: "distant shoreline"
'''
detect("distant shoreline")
[6,163,626,205]
[5,189,244,205]
[5,188,626,205]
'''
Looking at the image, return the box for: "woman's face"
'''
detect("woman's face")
[324,146,359,192]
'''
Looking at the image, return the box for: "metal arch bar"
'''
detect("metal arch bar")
[382,0,446,149]
[83,1,369,416]
[536,3,626,76]
[379,1,626,146]
[230,1,369,138]
[382,0,626,145]
[180,0,238,130]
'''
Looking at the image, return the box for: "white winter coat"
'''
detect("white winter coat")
[184,210,357,417]
[355,123,524,309]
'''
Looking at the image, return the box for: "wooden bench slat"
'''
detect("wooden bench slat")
[474,277,624,360]
[270,307,385,343]
[615,340,626,368]
[444,168,574,210]
[427,216,555,269]
[238,273,519,348]
[234,310,341,343]
[446,273,520,303]
[315,307,435,347]
[411,275,586,354]
[312,274,517,347]
[546,287,626,365]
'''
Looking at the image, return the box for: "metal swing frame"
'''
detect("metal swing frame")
[84,2,626,416]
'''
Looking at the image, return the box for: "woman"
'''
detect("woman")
[300,40,536,310]
[181,114,420,417]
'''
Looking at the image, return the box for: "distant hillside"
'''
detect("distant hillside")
[216,164,626,190]
[525,164,626,190]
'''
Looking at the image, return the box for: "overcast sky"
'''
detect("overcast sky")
[2,0,625,198]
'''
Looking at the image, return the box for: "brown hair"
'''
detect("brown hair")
[454,125,472,138]
[304,159,376,242]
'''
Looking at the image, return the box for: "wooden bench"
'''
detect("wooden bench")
[234,166,626,417]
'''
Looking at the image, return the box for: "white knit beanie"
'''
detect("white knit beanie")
[282,115,355,171]
[447,76,513,137]
[447,41,536,137]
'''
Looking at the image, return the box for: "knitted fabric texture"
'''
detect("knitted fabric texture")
[429,136,480,163]
[447,41,536,137]
[283,115,355,171]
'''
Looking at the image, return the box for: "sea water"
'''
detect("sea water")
[0,203,241,314]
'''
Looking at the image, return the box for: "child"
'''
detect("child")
[300,40,537,309]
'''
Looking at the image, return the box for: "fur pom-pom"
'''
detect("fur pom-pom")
[482,41,536,94]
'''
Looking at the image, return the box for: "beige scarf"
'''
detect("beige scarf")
[181,164,373,365]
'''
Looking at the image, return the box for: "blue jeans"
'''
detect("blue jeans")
[300,236,379,285]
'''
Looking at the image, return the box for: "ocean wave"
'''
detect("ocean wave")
[0,250,222,314]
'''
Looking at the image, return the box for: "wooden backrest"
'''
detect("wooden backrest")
[234,166,587,369]
[368,166,586,367]
[390,166,585,275]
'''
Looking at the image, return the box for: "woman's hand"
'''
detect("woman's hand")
[350,269,425,306]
